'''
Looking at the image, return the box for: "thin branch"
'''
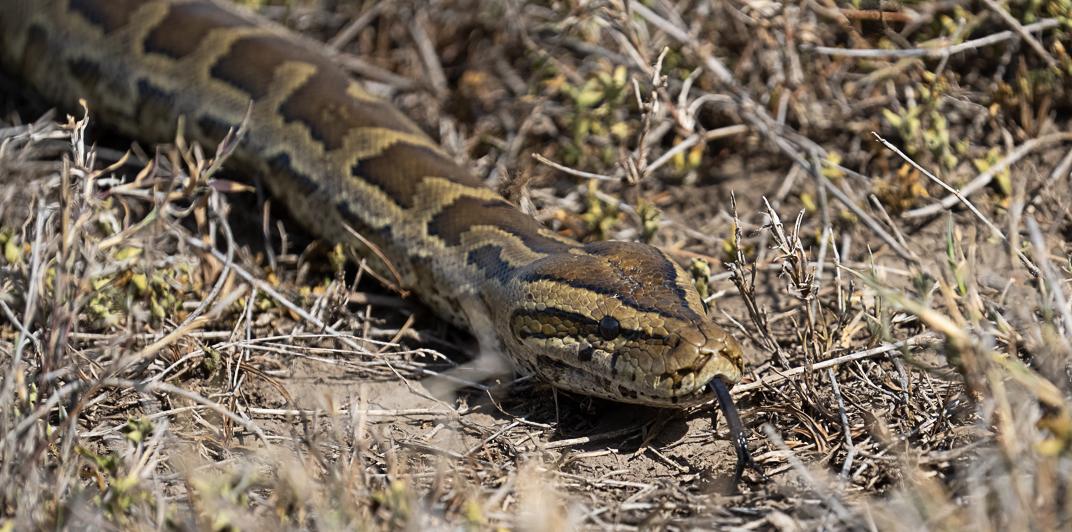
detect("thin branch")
[102,378,268,444]
[531,153,618,181]
[979,0,1057,69]
[904,132,1072,219]
[732,334,935,394]
[809,18,1058,58]
[874,133,1041,276]
[631,0,917,264]
[1026,217,1072,342]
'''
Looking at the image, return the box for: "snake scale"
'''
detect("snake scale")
[0,0,759,478]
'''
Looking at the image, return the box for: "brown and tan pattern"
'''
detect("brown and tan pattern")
[0,0,746,416]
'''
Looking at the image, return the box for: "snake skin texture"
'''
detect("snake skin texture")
[0,0,747,408]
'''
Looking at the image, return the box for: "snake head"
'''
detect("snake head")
[503,240,745,407]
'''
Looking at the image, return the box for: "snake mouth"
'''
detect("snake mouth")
[667,344,744,397]
[512,319,745,407]
[588,343,742,407]
[524,348,716,407]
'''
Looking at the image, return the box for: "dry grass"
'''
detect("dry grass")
[3,0,1072,529]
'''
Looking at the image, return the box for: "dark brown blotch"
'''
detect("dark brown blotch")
[210,32,424,149]
[522,241,700,322]
[466,244,513,283]
[278,69,422,151]
[351,143,477,209]
[429,196,571,255]
[144,1,252,59]
[209,34,292,99]
[70,0,144,32]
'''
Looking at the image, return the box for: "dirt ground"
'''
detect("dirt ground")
[3,0,1072,529]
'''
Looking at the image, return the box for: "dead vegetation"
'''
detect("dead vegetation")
[2,0,1072,529]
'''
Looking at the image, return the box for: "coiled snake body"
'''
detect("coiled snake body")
[0,0,758,476]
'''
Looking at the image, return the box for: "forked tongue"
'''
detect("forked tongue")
[709,376,766,487]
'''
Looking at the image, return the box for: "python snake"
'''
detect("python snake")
[0,0,758,478]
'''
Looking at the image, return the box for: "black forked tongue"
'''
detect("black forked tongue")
[709,376,766,487]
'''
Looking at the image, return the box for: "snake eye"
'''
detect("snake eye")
[598,316,620,340]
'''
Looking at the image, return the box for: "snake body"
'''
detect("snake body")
[0,1,747,409]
